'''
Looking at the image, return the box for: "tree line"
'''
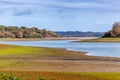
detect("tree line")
[0,25,58,38]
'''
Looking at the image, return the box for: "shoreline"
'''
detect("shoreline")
[0,41,120,60]
[0,44,119,72]
[80,38,120,42]
[0,39,120,61]
[0,37,97,41]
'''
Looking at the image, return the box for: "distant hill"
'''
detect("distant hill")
[0,25,58,38]
[56,31,105,37]
[103,22,120,38]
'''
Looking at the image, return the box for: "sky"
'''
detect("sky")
[0,0,120,32]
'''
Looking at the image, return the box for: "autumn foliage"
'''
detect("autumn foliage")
[103,22,120,38]
[0,25,58,38]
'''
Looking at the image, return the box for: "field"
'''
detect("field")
[0,44,120,79]
[81,38,120,42]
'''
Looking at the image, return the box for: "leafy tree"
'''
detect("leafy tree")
[15,30,23,38]
[103,21,120,38]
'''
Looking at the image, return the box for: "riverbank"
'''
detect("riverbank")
[0,44,120,72]
[80,38,120,42]
[0,37,97,41]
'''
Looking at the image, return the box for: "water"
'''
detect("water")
[0,40,120,58]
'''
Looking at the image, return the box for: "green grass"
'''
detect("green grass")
[81,38,120,42]
[76,72,120,80]
[0,44,83,59]
[0,45,62,56]
[0,46,41,55]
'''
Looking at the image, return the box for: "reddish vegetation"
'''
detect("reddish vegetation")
[0,71,106,80]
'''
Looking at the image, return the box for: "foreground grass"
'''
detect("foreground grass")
[81,38,120,42]
[0,71,120,80]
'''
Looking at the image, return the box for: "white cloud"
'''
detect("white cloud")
[0,0,119,11]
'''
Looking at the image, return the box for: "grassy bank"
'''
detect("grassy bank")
[81,38,120,42]
[0,44,119,61]
[0,44,84,57]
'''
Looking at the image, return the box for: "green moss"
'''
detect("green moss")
[0,45,51,56]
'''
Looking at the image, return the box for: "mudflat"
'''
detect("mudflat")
[0,44,119,72]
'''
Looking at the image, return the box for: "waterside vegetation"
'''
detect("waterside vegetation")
[81,38,120,42]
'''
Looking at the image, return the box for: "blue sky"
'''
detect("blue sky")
[0,0,120,32]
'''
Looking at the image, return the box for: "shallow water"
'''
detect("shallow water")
[1,40,120,58]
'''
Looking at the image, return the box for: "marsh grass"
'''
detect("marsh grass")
[0,44,85,59]
[0,45,62,56]
[81,38,120,42]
